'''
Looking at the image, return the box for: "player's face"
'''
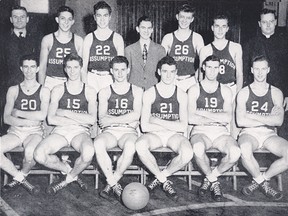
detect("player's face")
[176,11,194,29]
[65,60,81,81]
[10,9,29,30]
[251,60,270,82]
[259,13,276,36]
[204,60,220,81]
[110,62,129,82]
[94,9,111,29]
[158,64,177,85]
[212,19,229,39]
[56,11,74,32]
[21,60,39,80]
[136,21,153,40]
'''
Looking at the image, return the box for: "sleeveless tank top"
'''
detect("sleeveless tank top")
[14,85,42,111]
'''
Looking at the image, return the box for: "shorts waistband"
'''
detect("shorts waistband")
[89,70,111,76]
[50,76,67,80]
[225,82,236,87]
[176,74,194,80]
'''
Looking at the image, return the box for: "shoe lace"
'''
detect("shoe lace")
[261,182,278,197]
[113,183,123,197]
[201,179,210,190]
[52,181,67,193]
[148,179,160,190]
[76,177,86,188]
[163,180,176,194]
[103,184,112,193]
[8,180,20,187]
[247,181,259,192]
[210,182,221,195]
[21,179,35,192]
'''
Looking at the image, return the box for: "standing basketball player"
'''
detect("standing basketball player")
[237,56,288,200]
[82,1,124,92]
[34,53,97,194]
[188,55,240,201]
[39,6,83,90]
[0,54,50,194]
[136,56,193,199]
[161,4,204,92]
[94,56,143,201]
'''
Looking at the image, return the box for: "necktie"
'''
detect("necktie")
[143,44,148,64]
[19,32,24,38]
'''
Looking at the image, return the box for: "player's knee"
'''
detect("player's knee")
[179,142,193,163]
[123,142,136,157]
[192,142,205,158]
[94,139,106,153]
[135,139,149,155]
[239,143,253,159]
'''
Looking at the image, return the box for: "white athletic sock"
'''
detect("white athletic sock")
[211,167,221,178]
[20,170,30,177]
[106,176,117,187]
[253,175,265,184]
[113,172,122,183]
[161,169,170,178]
[206,173,218,183]
[66,174,77,184]
[262,172,270,181]
[156,173,167,183]
[13,171,25,182]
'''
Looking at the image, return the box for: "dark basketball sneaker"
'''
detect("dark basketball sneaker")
[210,181,222,202]
[163,180,177,198]
[198,178,211,196]
[100,184,113,200]
[259,181,283,201]
[112,183,123,200]
[147,178,162,191]
[76,176,88,191]
[2,179,21,193]
[21,179,40,195]
[46,180,67,195]
[242,180,259,196]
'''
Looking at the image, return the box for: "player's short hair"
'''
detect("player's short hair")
[110,56,129,68]
[259,8,277,20]
[203,55,220,66]
[63,53,83,68]
[94,1,112,15]
[11,5,28,16]
[213,14,229,25]
[20,54,39,66]
[157,56,177,70]
[177,4,195,15]
[252,55,270,67]
[57,6,74,18]
[137,15,153,27]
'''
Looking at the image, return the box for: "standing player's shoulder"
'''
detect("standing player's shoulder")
[113,32,124,41]
[74,34,83,42]
[131,84,144,94]
[40,86,50,96]
[41,33,53,45]
[271,85,284,97]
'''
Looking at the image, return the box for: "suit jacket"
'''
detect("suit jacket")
[125,40,166,90]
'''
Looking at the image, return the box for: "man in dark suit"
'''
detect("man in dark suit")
[125,16,166,90]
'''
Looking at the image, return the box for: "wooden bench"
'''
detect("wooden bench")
[3,146,100,189]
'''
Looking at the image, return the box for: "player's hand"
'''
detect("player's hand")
[98,116,112,128]
[271,106,282,115]
[11,109,19,117]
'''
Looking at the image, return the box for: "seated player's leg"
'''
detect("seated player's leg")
[34,134,70,174]
[94,132,118,199]
[238,134,263,196]
[136,133,163,191]
[161,134,193,198]
[258,135,288,200]
[68,133,94,190]
[190,134,214,197]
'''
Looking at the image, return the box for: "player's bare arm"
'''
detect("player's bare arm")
[161,33,173,54]
[232,42,243,92]
[113,33,124,56]
[81,33,93,83]
[74,35,83,57]
[38,34,53,85]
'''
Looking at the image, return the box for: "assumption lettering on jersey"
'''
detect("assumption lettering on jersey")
[151,102,179,121]
[219,58,236,75]
[48,47,72,65]
[108,98,133,116]
[65,98,88,114]
[173,44,195,63]
[247,100,270,116]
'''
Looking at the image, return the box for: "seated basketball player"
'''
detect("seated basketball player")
[136,56,193,199]
[0,54,50,194]
[94,56,143,201]
[34,53,97,194]
[188,55,240,201]
[237,56,288,200]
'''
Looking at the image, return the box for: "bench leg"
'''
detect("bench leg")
[277,174,283,191]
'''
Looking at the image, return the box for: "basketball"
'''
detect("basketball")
[122,182,150,210]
